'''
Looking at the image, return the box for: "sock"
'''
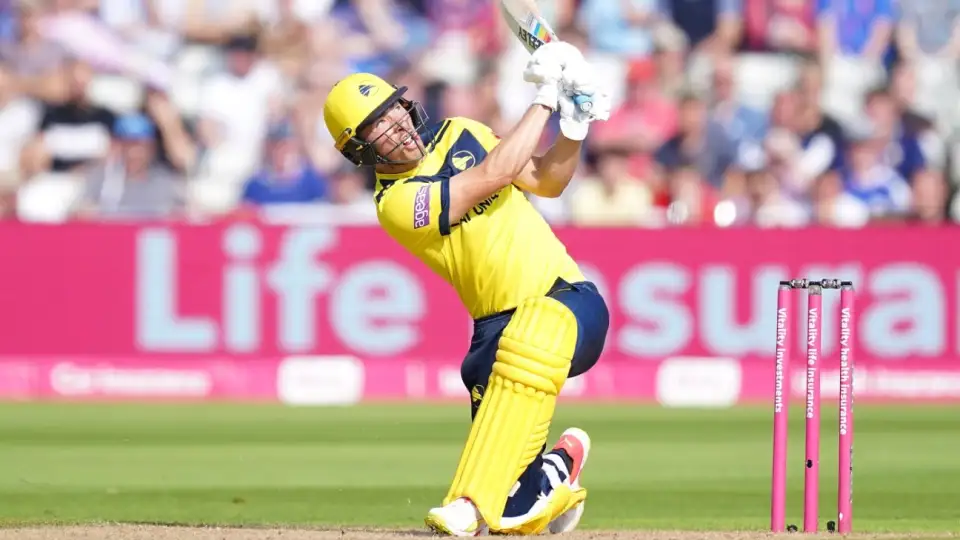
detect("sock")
[542,449,571,486]
[550,448,574,474]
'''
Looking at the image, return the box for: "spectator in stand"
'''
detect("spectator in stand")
[592,58,677,182]
[193,31,285,213]
[784,61,845,192]
[290,16,355,181]
[810,169,871,227]
[893,3,960,145]
[909,167,950,224]
[816,0,895,63]
[742,0,817,54]
[30,0,172,90]
[839,120,912,220]
[1,0,955,227]
[568,146,653,227]
[19,58,114,178]
[255,162,378,225]
[0,61,38,196]
[649,22,689,100]
[96,0,184,63]
[471,62,507,135]
[659,0,742,57]
[758,120,810,200]
[0,0,13,42]
[888,62,940,139]
[886,61,948,179]
[665,164,718,226]
[895,0,960,60]
[257,0,316,81]
[329,0,433,75]
[0,0,67,104]
[0,57,19,219]
[324,164,377,222]
[738,151,808,227]
[654,90,737,191]
[239,121,329,208]
[418,0,501,87]
[795,57,845,145]
[532,0,578,30]
[70,105,188,221]
[708,54,767,152]
[861,86,928,183]
[577,0,662,59]
[266,0,347,98]
[172,0,266,45]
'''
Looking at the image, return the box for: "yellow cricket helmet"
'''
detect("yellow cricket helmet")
[323,72,428,166]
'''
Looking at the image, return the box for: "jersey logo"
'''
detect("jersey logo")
[452,150,476,171]
[413,185,430,228]
[358,83,378,97]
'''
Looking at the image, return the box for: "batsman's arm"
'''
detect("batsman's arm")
[513,53,605,199]
[512,136,582,198]
[447,104,553,224]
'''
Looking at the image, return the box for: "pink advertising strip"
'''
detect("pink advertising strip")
[0,223,956,372]
[0,356,958,403]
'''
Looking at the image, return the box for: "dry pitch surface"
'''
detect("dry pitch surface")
[0,527,957,540]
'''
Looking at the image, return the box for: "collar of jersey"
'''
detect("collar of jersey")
[375,159,425,182]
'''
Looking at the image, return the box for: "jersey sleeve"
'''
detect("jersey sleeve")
[451,117,502,151]
[377,177,452,247]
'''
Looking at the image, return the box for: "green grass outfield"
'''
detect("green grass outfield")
[0,402,957,532]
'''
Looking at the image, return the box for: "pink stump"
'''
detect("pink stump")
[771,282,792,532]
[803,285,822,533]
[838,284,855,533]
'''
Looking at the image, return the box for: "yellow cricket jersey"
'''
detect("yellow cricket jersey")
[374,116,585,320]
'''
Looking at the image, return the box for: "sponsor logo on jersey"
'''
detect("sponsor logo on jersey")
[413,185,430,228]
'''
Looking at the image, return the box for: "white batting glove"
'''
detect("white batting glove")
[557,59,611,141]
[523,41,585,111]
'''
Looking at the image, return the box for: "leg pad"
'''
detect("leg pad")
[443,296,577,530]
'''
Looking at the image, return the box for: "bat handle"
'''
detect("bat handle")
[572,94,593,114]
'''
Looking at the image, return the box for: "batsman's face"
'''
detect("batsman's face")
[361,102,424,162]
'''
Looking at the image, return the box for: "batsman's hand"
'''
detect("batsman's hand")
[557,59,611,141]
[523,41,585,111]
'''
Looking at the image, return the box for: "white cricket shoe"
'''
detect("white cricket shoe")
[547,427,591,534]
[425,497,488,537]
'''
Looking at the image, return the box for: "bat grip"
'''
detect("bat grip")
[572,94,593,113]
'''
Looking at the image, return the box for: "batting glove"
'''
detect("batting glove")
[523,41,585,111]
[557,60,611,141]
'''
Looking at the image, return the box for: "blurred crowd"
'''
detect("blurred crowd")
[1,0,959,227]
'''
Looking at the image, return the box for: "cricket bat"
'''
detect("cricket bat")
[498,0,593,113]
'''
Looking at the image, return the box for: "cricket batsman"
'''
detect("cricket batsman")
[322,41,612,536]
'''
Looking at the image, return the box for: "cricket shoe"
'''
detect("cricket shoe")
[425,483,582,536]
[425,429,590,537]
[546,427,591,534]
[425,497,488,537]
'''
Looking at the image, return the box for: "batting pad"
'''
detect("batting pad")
[443,296,577,531]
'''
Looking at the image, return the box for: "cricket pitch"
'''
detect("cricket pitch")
[0,527,957,540]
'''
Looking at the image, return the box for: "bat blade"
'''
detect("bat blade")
[498,0,593,113]
[499,0,556,54]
